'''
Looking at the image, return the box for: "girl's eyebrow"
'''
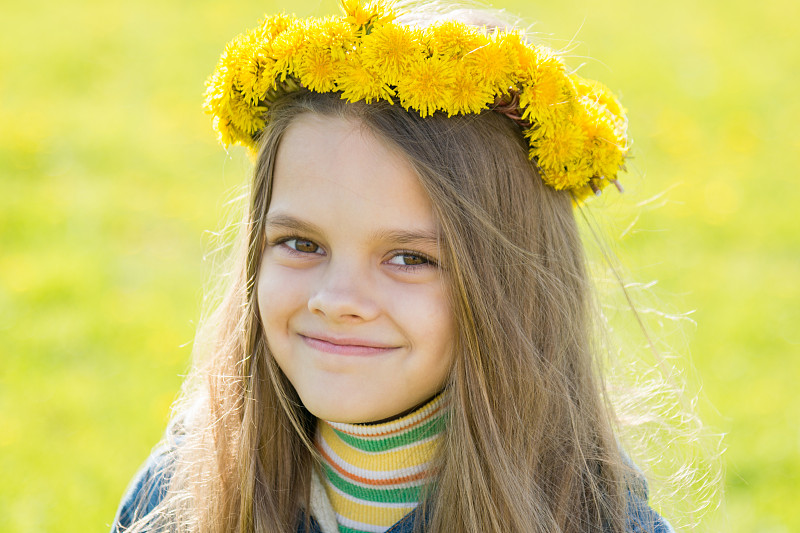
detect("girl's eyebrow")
[372,229,440,249]
[265,213,439,248]
[265,213,322,235]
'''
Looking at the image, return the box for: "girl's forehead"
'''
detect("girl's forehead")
[268,114,439,240]
[275,113,405,177]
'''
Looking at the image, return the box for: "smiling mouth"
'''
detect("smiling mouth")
[299,334,399,356]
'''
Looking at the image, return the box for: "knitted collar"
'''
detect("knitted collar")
[314,395,446,533]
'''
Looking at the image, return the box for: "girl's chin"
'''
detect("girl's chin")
[303,401,392,424]
[298,390,412,424]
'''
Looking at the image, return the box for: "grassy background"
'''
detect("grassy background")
[1,0,797,530]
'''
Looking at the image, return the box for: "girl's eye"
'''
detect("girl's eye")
[284,238,321,254]
[386,252,435,268]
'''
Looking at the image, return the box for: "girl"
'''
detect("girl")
[112,1,681,531]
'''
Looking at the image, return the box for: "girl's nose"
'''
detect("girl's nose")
[307,261,381,323]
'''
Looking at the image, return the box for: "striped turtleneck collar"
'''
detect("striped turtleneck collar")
[314,395,446,533]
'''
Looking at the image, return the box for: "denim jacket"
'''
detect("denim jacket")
[111,445,674,533]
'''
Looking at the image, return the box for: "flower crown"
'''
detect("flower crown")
[203,0,629,201]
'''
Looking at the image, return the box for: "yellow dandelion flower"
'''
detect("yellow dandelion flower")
[447,62,495,116]
[269,21,309,78]
[221,90,267,146]
[204,36,258,116]
[577,98,626,180]
[203,65,233,115]
[258,13,294,40]
[463,32,518,93]
[214,31,276,105]
[573,76,626,123]
[341,0,371,26]
[590,148,624,182]
[340,0,375,26]
[216,37,249,79]
[229,96,265,137]
[340,0,394,28]
[538,167,590,191]
[395,56,455,118]
[233,47,276,104]
[336,55,395,104]
[526,119,586,183]
[518,51,573,124]
[360,23,425,86]
[499,30,538,75]
[296,47,340,93]
[259,76,302,106]
[216,116,258,153]
[307,17,356,61]
[427,21,487,59]
[211,115,232,147]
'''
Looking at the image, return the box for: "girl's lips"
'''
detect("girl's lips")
[299,334,398,356]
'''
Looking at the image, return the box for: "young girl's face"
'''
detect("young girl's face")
[257,114,455,424]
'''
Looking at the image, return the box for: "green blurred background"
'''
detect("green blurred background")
[1,0,797,530]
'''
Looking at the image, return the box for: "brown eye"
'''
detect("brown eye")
[401,254,425,265]
[387,252,434,268]
[286,238,320,254]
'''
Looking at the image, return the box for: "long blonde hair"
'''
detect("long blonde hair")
[122,88,657,532]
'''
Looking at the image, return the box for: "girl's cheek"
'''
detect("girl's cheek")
[257,261,312,320]
[383,277,453,335]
